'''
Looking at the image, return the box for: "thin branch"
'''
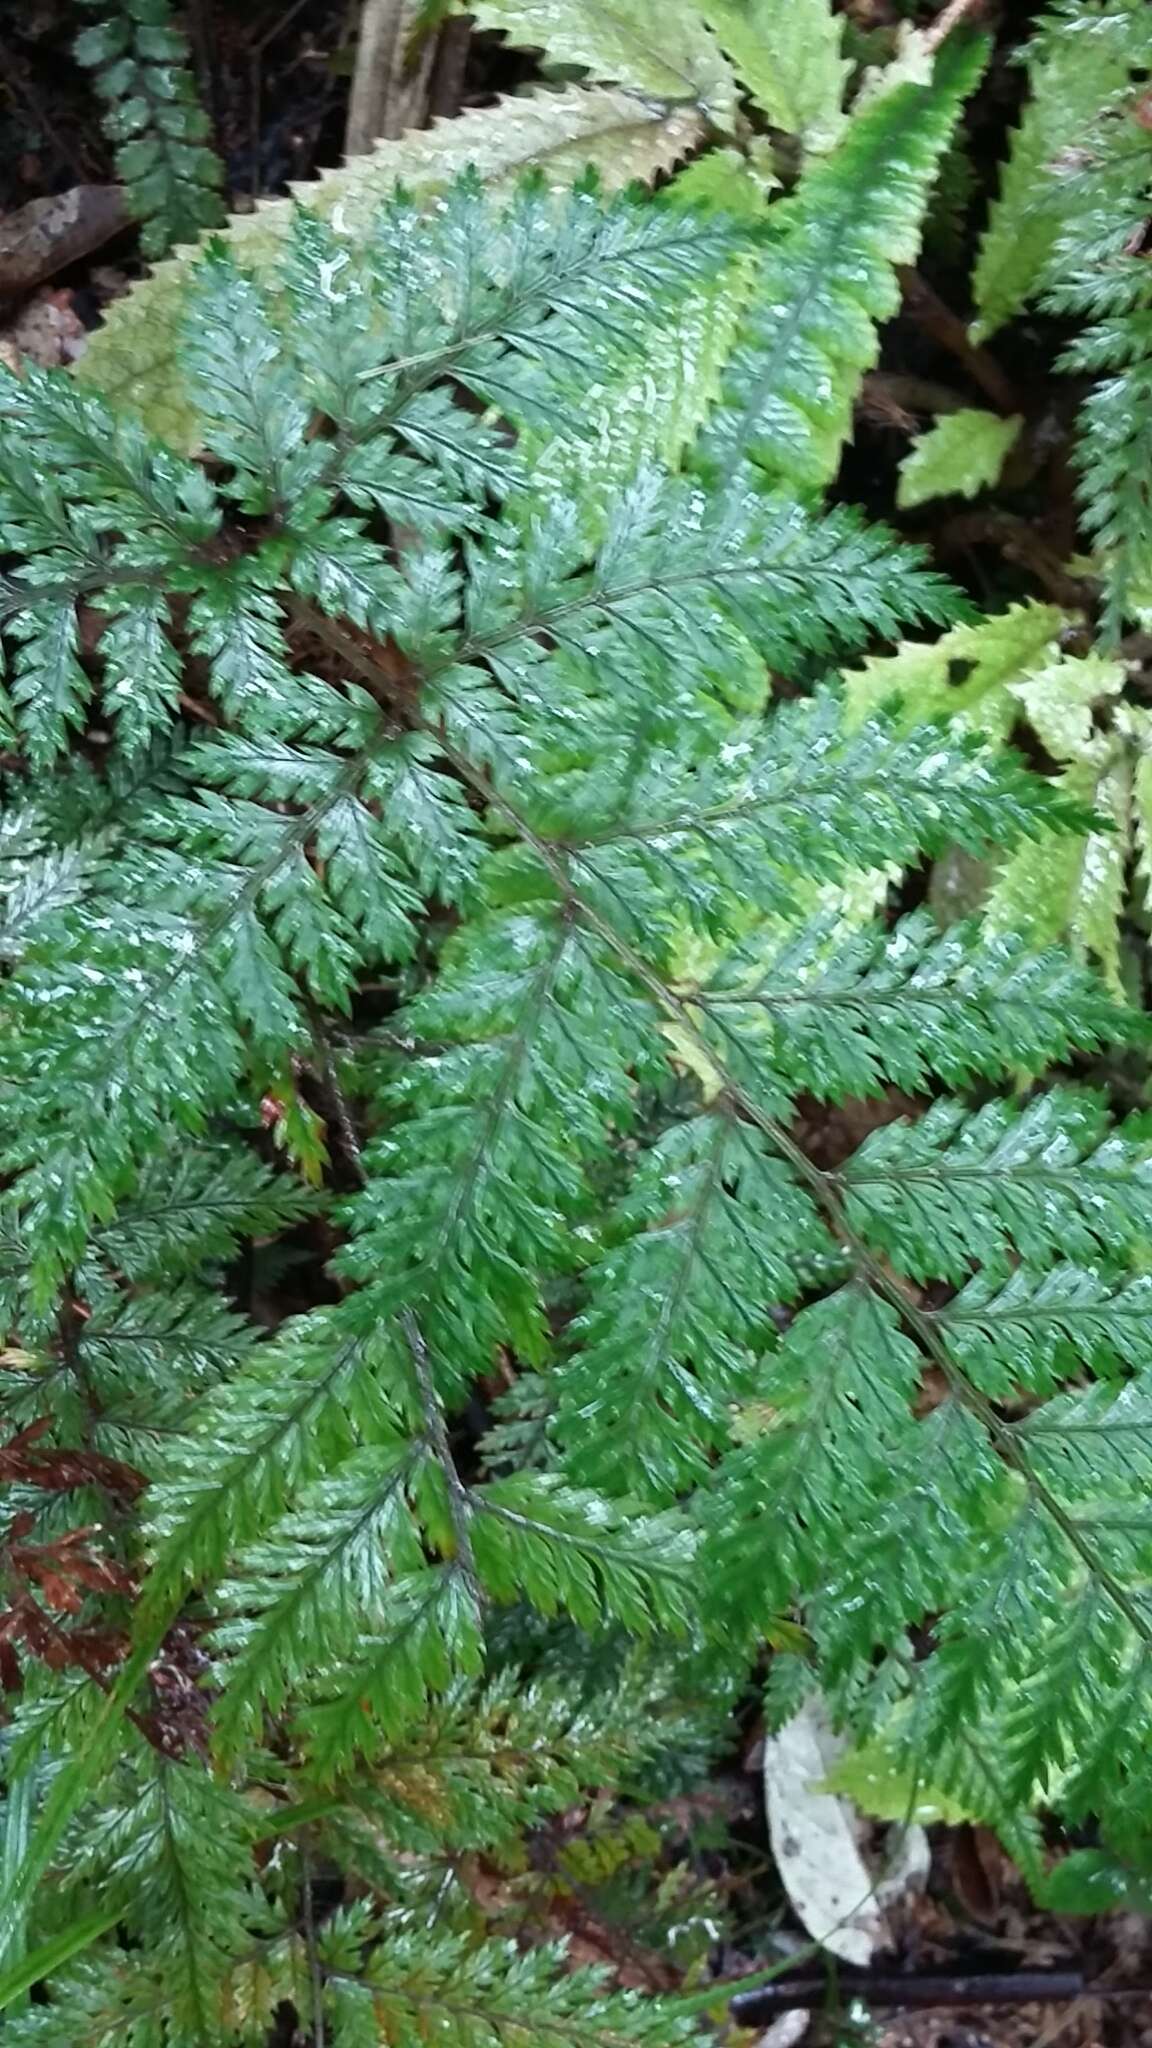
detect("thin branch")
[300,1842,327,2048]
[731,1970,1152,2023]
[923,0,991,53]
[306,1000,367,1190]
[400,1307,483,1610]
[899,269,1023,416]
[934,508,1096,608]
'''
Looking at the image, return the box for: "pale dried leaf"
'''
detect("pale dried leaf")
[763,1694,886,1967]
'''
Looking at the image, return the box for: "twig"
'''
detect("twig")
[859,371,970,431]
[306,1001,367,1189]
[400,1307,483,1608]
[899,269,1023,416]
[934,508,1096,608]
[923,0,990,53]
[731,1970,1152,2023]
[300,1843,327,2048]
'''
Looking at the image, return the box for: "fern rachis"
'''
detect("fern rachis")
[4,12,1152,2038]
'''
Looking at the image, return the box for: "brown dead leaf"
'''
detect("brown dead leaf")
[1,288,88,369]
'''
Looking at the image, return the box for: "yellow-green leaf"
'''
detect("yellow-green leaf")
[457,0,738,123]
[896,407,1022,510]
[987,745,1131,994]
[842,600,1067,742]
[1010,652,1125,762]
[700,0,849,152]
[821,1742,974,1828]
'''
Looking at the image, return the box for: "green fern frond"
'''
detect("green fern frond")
[329,1666,688,1845]
[554,1113,823,1498]
[72,1756,261,2040]
[971,0,1148,338]
[322,1918,706,2047]
[74,0,225,259]
[936,1265,1152,1397]
[74,85,706,452]
[6,129,1152,2034]
[840,1089,1152,1283]
[689,912,1125,1103]
[700,34,984,490]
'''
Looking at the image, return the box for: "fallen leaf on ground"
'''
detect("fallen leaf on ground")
[1,289,88,369]
[764,1694,931,1967]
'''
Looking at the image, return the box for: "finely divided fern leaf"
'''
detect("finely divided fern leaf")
[74,85,707,451]
[701,0,850,152]
[700,34,984,490]
[971,0,1148,338]
[4,132,1152,2041]
[74,0,225,259]
[457,0,739,121]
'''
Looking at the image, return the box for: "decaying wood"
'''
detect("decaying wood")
[0,186,127,298]
[344,0,441,153]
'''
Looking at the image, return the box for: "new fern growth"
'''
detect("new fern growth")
[2,11,1152,2043]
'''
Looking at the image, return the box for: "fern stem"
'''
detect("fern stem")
[300,1843,327,2048]
[306,1002,366,1190]
[401,1308,483,1608]
[428,731,1152,1652]
[923,0,989,54]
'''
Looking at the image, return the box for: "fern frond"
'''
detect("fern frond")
[323,1918,706,2047]
[986,739,1132,992]
[309,1666,689,1840]
[211,1439,427,1750]
[971,0,1148,338]
[520,240,764,543]
[690,912,1124,1103]
[973,2,1152,625]
[554,1112,823,1498]
[72,1756,261,2042]
[142,1308,397,1608]
[6,142,1152,2023]
[1054,162,1152,633]
[97,1145,316,1277]
[75,86,706,451]
[74,0,224,259]
[840,1089,1152,1283]
[707,1287,925,1629]
[456,0,738,123]
[701,0,850,152]
[935,1264,1152,1397]
[700,35,983,490]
